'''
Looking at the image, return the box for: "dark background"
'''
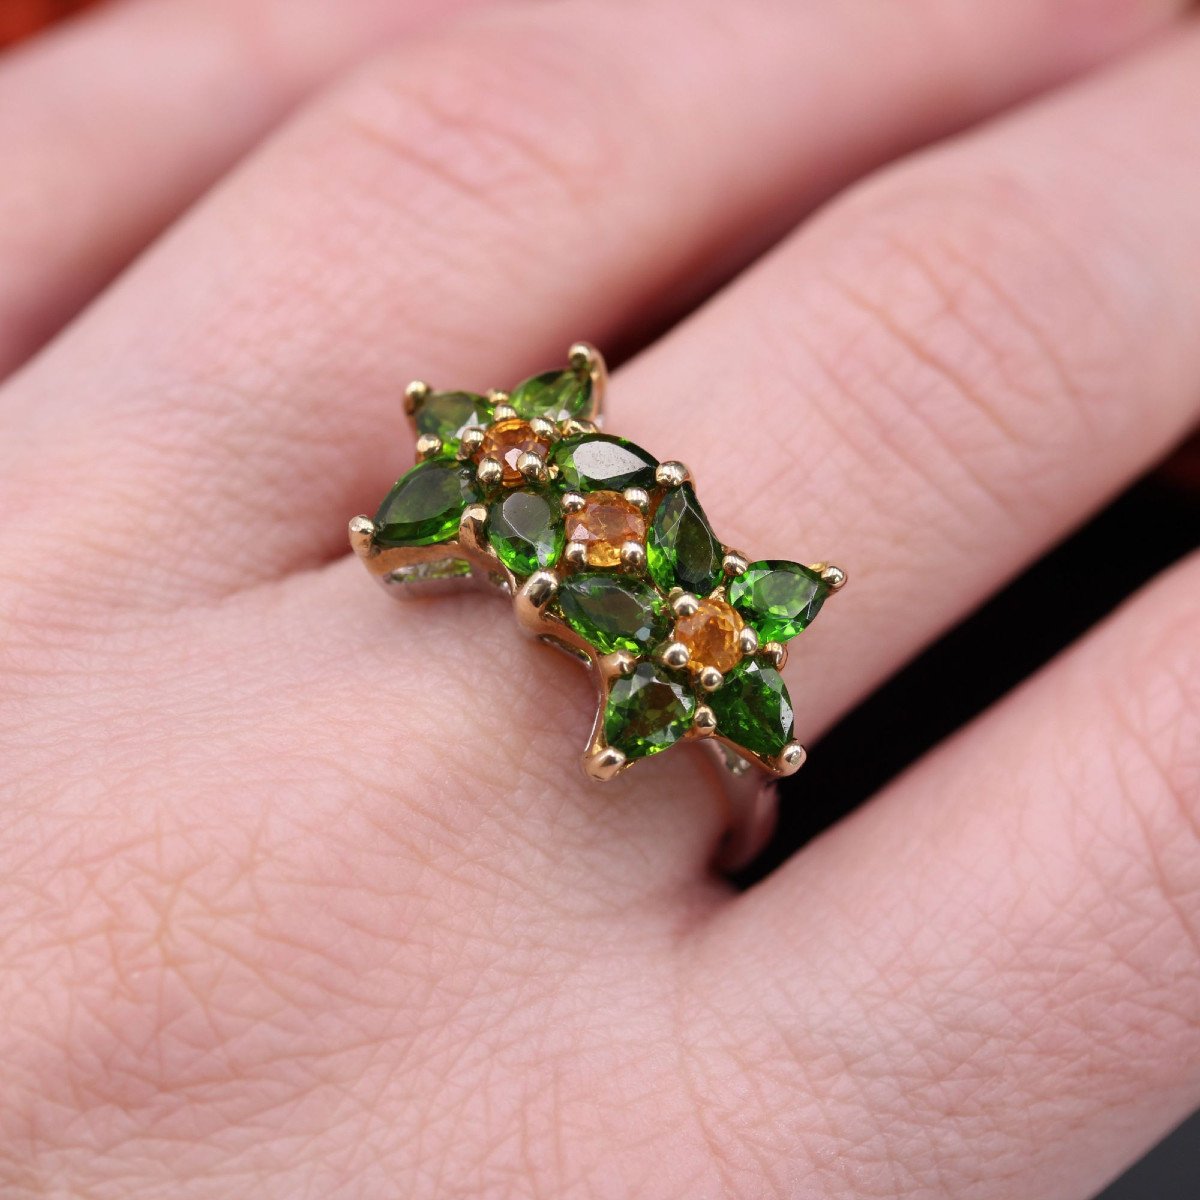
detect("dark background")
[3,4,1197,1196]
[751,471,1200,1198]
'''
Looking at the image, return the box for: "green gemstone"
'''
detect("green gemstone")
[709,660,795,759]
[605,663,695,759]
[413,390,493,451]
[487,489,563,576]
[728,560,828,642]
[552,434,659,493]
[510,369,592,422]
[647,484,723,595]
[374,459,479,547]
[554,572,669,655]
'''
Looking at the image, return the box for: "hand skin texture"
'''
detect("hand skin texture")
[0,1,1198,1197]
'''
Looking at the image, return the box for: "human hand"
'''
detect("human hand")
[1,1,1198,1196]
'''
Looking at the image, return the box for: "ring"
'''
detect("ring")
[350,344,845,860]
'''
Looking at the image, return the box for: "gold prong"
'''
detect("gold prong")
[458,503,489,555]
[560,491,586,514]
[763,641,788,669]
[521,570,559,609]
[562,418,597,438]
[722,552,749,577]
[529,417,558,441]
[487,389,510,406]
[693,706,717,734]
[457,427,486,459]
[568,342,599,373]
[403,380,430,416]
[738,626,759,655]
[821,564,847,591]
[600,650,637,678]
[619,541,646,570]
[349,515,377,559]
[778,741,807,775]
[655,461,690,489]
[517,450,548,484]
[661,641,690,670]
[476,457,504,487]
[698,666,724,692]
[584,746,626,782]
[623,486,650,511]
[415,433,443,460]
[672,592,700,617]
[565,540,588,567]
[492,403,518,422]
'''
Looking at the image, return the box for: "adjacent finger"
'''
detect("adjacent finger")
[618,18,1200,745]
[687,551,1200,1200]
[0,0,477,378]
[1,0,1185,608]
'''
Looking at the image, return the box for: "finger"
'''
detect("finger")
[0,0,477,377]
[687,551,1200,1200]
[618,19,1200,745]
[0,0,1184,608]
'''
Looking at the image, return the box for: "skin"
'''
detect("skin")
[0,0,1197,1196]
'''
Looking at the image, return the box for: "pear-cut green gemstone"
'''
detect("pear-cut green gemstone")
[727,560,828,642]
[487,489,563,576]
[510,369,592,422]
[605,663,695,759]
[374,459,479,547]
[647,484,722,595]
[552,434,658,493]
[554,572,669,655]
[413,390,493,451]
[710,660,794,759]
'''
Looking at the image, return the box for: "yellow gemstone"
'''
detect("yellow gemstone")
[476,418,548,485]
[674,597,743,674]
[565,490,646,568]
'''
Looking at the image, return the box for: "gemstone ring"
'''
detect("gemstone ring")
[350,344,845,862]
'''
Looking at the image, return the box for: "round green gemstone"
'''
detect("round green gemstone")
[554,572,669,655]
[487,489,563,576]
[552,434,659,493]
[413,390,493,451]
[647,484,722,595]
[605,663,695,759]
[510,369,592,422]
[709,660,795,759]
[728,560,828,642]
[374,459,479,547]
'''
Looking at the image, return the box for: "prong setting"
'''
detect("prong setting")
[722,552,749,577]
[778,742,807,775]
[763,641,788,669]
[476,457,504,487]
[655,461,690,489]
[348,515,376,559]
[457,427,486,458]
[623,487,650,511]
[698,666,724,693]
[619,541,646,570]
[492,402,517,422]
[415,433,443,460]
[560,491,586,514]
[403,380,429,416]
[584,746,627,782]
[521,570,559,609]
[564,540,588,567]
[661,641,690,670]
[737,626,759,655]
[517,450,548,484]
[693,706,717,734]
[672,592,700,617]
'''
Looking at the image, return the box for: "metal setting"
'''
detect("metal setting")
[352,344,846,866]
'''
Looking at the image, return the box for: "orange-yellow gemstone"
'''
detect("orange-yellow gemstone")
[476,418,548,485]
[674,597,743,674]
[565,490,646,568]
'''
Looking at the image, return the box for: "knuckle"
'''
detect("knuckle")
[783,163,1137,530]
[326,22,615,248]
